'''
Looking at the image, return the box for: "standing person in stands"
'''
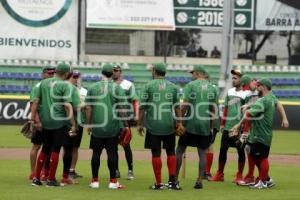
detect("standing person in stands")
[31,63,80,187]
[29,66,55,180]
[112,64,139,180]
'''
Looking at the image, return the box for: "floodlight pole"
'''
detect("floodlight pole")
[219,0,234,98]
[79,0,86,62]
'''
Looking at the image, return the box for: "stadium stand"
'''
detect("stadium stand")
[0,63,300,100]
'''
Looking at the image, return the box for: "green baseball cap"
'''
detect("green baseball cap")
[257,78,272,89]
[153,63,166,72]
[102,63,114,73]
[231,68,243,76]
[240,75,251,86]
[190,65,207,74]
[56,63,71,74]
[42,65,56,74]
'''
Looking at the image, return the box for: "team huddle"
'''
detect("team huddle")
[27,63,289,190]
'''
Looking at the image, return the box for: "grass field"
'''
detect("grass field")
[1,125,299,155]
[0,125,299,200]
[0,160,299,200]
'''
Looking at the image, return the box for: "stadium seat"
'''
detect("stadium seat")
[290,66,297,72]
[32,73,42,80]
[23,73,32,80]
[82,75,92,82]
[266,65,274,72]
[274,66,281,72]
[177,76,186,83]
[258,65,266,72]
[242,65,250,72]
[251,65,258,72]
[273,90,279,97]
[122,63,129,70]
[282,66,289,72]
[286,79,296,86]
[10,72,18,79]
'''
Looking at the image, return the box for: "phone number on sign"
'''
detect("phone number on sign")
[129,17,164,23]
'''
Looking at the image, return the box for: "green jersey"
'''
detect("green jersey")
[85,80,126,138]
[30,82,41,102]
[183,80,218,136]
[247,92,278,147]
[224,88,250,131]
[35,77,80,130]
[139,78,179,135]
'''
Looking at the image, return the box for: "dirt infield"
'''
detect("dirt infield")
[0,148,299,165]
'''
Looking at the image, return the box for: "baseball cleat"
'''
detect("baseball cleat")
[194,181,203,189]
[89,181,99,189]
[237,176,255,186]
[31,178,43,186]
[249,180,267,189]
[127,170,134,180]
[108,182,126,189]
[208,172,224,182]
[168,181,182,190]
[150,183,165,190]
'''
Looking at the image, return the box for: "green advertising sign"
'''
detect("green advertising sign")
[174,0,253,30]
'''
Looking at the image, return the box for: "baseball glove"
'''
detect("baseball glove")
[235,133,248,148]
[228,124,240,138]
[175,123,185,136]
[119,127,132,147]
[21,121,35,139]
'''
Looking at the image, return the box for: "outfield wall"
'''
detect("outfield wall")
[0,96,299,130]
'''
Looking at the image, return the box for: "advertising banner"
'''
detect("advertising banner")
[0,0,78,61]
[86,0,175,30]
[256,0,300,31]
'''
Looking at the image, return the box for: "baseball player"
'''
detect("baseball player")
[29,66,55,180]
[86,64,128,189]
[209,69,250,183]
[112,65,139,180]
[137,63,181,190]
[203,73,220,180]
[236,76,289,186]
[31,63,79,187]
[232,78,289,189]
[175,65,218,189]
[68,70,87,179]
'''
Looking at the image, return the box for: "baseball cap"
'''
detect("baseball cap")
[257,78,272,89]
[42,65,56,74]
[153,63,166,73]
[113,64,122,71]
[56,63,71,74]
[102,63,114,73]
[240,75,251,86]
[72,70,81,78]
[231,68,243,76]
[189,65,207,74]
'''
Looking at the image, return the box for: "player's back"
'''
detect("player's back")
[85,80,125,137]
[140,78,178,135]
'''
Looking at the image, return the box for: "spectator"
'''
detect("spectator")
[211,46,221,58]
